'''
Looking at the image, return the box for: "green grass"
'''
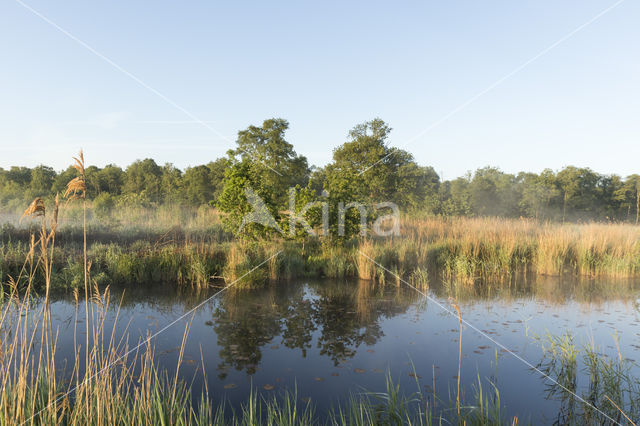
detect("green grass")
[3,205,640,292]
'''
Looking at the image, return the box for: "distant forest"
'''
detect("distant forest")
[1,118,639,224]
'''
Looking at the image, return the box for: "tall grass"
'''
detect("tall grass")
[396,217,640,284]
[4,203,640,290]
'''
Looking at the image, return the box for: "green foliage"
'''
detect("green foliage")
[183,165,218,206]
[52,166,78,195]
[0,118,638,224]
[29,165,56,197]
[217,118,309,239]
[232,118,309,203]
[123,159,164,202]
[438,175,471,217]
[320,118,437,238]
[217,161,278,239]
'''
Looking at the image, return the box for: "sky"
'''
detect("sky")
[0,0,639,179]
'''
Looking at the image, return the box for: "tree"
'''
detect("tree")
[323,118,435,237]
[439,175,471,216]
[123,159,163,202]
[597,174,624,220]
[97,165,124,195]
[217,119,309,238]
[326,119,393,203]
[467,167,520,217]
[183,165,216,206]
[52,166,77,195]
[0,167,30,203]
[84,165,102,197]
[29,165,56,197]
[93,192,115,220]
[634,175,640,225]
[517,170,560,220]
[160,163,183,203]
[630,175,640,225]
[562,167,601,221]
[231,118,309,205]
[556,167,582,222]
[616,175,640,224]
[6,166,31,187]
[396,163,440,213]
[206,157,229,202]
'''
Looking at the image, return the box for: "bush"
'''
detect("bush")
[93,193,115,220]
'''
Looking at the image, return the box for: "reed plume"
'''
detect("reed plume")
[64,149,90,420]
[21,197,46,221]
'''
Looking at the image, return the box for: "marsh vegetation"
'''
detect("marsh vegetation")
[2,124,640,425]
[2,210,640,294]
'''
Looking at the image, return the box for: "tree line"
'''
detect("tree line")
[1,118,639,227]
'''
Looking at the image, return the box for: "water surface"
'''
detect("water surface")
[44,277,640,423]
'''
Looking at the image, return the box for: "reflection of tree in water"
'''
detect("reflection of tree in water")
[279,295,316,356]
[311,283,380,365]
[208,280,417,374]
[212,290,282,377]
[311,281,416,365]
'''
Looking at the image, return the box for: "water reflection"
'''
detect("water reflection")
[39,276,640,423]
[432,274,640,307]
[210,281,417,374]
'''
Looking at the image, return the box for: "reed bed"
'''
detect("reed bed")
[400,217,640,284]
[3,209,640,290]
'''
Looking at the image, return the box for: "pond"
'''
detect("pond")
[43,277,640,423]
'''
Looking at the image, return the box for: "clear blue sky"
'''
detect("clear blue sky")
[1,0,638,179]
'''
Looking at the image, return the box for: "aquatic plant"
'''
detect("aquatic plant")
[535,332,640,424]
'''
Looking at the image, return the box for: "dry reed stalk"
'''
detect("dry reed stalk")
[604,395,635,425]
[64,150,90,420]
[356,239,376,280]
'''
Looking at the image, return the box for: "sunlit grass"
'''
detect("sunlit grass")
[3,212,640,291]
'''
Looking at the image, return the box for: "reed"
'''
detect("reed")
[4,205,640,290]
[536,332,640,424]
[355,239,376,281]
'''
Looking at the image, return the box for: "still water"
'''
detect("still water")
[44,277,640,423]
